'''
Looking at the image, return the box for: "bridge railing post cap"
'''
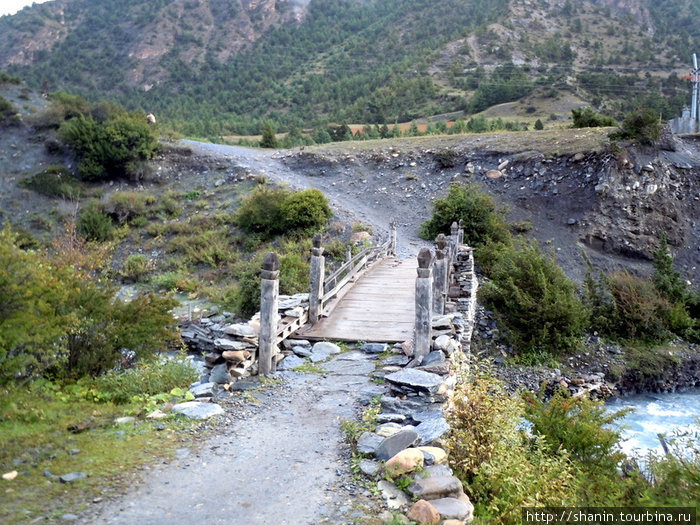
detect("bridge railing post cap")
[435,233,447,250]
[262,252,280,272]
[417,247,433,268]
[312,234,322,249]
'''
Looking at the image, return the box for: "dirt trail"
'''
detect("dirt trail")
[84,352,384,525]
[183,140,428,258]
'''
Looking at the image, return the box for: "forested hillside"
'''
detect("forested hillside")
[0,0,697,135]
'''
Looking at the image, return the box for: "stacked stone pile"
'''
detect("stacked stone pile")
[354,314,475,525]
[179,293,309,386]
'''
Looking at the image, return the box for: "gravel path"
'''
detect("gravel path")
[85,352,384,525]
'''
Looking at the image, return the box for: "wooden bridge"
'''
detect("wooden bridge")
[256,221,470,374]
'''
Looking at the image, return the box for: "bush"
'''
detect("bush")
[78,202,113,242]
[447,368,576,522]
[20,165,84,199]
[534,118,544,130]
[234,186,291,236]
[480,241,588,358]
[434,149,460,169]
[58,112,158,181]
[281,189,332,234]
[92,357,198,404]
[105,191,150,224]
[571,107,616,128]
[235,186,331,237]
[122,254,150,282]
[610,108,661,144]
[0,95,19,126]
[0,226,178,382]
[419,183,510,248]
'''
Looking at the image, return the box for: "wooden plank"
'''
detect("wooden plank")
[295,256,418,342]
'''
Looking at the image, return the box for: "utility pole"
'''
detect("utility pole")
[692,53,699,128]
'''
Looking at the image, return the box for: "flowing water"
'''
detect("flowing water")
[606,389,700,456]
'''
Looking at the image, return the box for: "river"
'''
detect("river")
[606,389,700,456]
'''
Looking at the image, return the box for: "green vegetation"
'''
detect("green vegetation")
[571,107,616,128]
[20,165,84,199]
[59,112,159,181]
[77,202,113,242]
[447,365,700,523]
[234,186,331,238]
[480,241,588,358]
[0,94,18,125]
[0,227,177,383]
[609,108,662,145]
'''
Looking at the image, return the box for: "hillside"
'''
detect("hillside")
[0,0,697,135]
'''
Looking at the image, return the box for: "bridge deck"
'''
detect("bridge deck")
[295,257,416,343]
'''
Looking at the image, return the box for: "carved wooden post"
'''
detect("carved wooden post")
[415,247,433,363]
[458,219,464,247]
[259,252,279,375]
[346,245,352,263]
[433,234,448,315]
[309,234,325,325]
[449,221,459,262]
[390,217,397,255]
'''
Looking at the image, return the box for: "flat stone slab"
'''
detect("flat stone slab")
[430,497,474,521]
[383,354,410,366]
[357,432,384,455]
[190,382,216,398]
[377,480,410,510]
[415,414,450,445]
[360,342,388,354]
[223,324,257,337]
[408,475,463,500]
[214,338,250,351]
[171,401,224,420]
[385,369,444,394]
[311,341,341,355]
[321,358,375,376]
[277,355,306,371]
[375,427,419,461]
[59,472,88,483]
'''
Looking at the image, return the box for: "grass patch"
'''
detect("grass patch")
[292,363,326,374]
[0,359,200,523]
[20,166,85,199]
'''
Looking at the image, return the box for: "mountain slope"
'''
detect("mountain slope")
[0,0,697,135]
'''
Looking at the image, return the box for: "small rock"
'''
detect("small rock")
[377,480,410,509]
[146,410,168,420]
[430,497,474,522]
[401,339,414,357]
[407,499,441,525]
[221,350,251,363]
[209,363,230,384]
[357,432,384,455]
[360,342,388,354]
[422,351,445,366]
[277,355,305,370]
[114,417,135,425]
[223,324,257,337]
[312,341,342,355]
[190,382,216,398]
[375,428,420,461]
[385,369,444,395]
[359,459,381,477]
[385,448,425,477]
[60,514,78,521]
[408,476,463,500]
[375,422,405,437]
[292,346,312,358]
[417,446,448,466]
[376,412,407,424]
[59,472,88,483]
[486,169,502,179]
[2,470,18,481]
[171,401,223,420]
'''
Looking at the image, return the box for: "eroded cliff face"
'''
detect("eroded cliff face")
[581,138,699,261]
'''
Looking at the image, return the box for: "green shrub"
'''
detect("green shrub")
[168,228,234,268]
[58,112,158,181]
[122,254,150,282]
[534,118,544,130]
[419,183,511,248]
[0,95,19,125]
[20,165,83,199]
[152,271,198,293]
[105,191,150,224]
[91,357,198,404]
[0,227,178,381]
[182,190,202,200]
[609,108,661,144]
[434,149,461,168]
[159,195,183,219]
[279,252,309,294]
[234,186,291,236]
[78,202,113,242]
[281,189,332,234]
[447,368,575,522]
[480,241,588,358]
[571,107,616,128]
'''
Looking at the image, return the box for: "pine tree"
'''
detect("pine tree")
[259,121,279,148]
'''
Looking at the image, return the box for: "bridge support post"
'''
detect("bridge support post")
[457,219,464,248]
[433,234,448,315]
[309,234,325,325]
[346,245,352,263]
[390,218,397,256]
[415,247,434,363]
[259,252,280,376]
